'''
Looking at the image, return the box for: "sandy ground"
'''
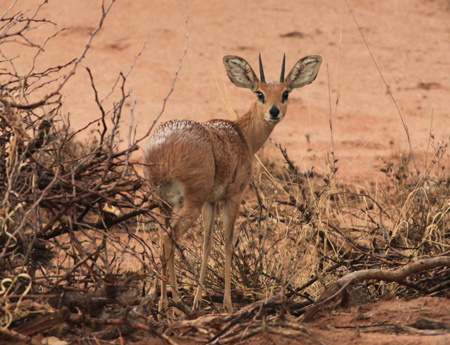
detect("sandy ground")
[3,0,450,344]
[9,0,450,183]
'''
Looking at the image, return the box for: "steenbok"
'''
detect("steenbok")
[143,54,322,313]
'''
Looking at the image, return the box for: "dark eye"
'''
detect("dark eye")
[256,91,265,103]
[282,90,290,102]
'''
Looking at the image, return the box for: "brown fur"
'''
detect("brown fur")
[143,54,322,313]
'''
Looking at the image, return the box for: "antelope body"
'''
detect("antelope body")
[143,54,322,313]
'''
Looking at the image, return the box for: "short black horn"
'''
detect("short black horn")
[259,53,266,83]
[280,53,286,82]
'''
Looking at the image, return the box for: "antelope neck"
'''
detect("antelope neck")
[235,102,276,155]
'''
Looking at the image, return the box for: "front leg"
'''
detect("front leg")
[193,202,216,310]
[222,196,241,313]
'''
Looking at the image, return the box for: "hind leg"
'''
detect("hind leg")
[158,205,172,313]
[159,202,202,312]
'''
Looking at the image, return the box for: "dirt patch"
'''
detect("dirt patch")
[309,297,450,345]
[5,297,450,345]
[10,0,450,182]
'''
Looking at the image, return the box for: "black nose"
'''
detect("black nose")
[269,105,280,117]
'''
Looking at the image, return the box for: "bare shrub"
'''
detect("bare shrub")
[0,1,156,331]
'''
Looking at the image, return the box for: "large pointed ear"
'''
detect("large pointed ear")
[223,55,259,91]
[285,55,322,90]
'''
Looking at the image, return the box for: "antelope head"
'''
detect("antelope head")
[223,54,322,124]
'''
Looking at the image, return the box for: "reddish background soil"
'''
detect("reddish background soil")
[11,0,450,183]
[5,0,450,344]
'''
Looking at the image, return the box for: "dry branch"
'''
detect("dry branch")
[303,256,450,321]
[0,326,42,345]
[0,0,156,332]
